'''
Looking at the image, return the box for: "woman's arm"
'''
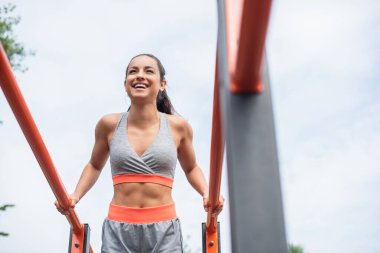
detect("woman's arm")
[177,119,224,215]
[55,114,116,214]
[177,120,208,196]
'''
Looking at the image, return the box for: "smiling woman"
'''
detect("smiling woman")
[126,54,175,115]
[54,53,224,253]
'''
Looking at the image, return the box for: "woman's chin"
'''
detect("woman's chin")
[129,94,155,104]
[130,91,149,98]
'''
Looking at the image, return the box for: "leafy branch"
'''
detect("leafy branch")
[0,3,34,72]
[0,204,15,237]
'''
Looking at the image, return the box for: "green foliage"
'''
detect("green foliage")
[0,204,15,237]
[0,204,15,211]
[289,244,305,253]
[0,2,31,240]
[0,3,33,72]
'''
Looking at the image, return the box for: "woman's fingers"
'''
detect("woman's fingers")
[215,202,223,215]
[212,195,224,215]
[54,195,78,215]
[55,201,66,215]
[210,201,223,216]
[203,195,225,215]
[203,196,210,212]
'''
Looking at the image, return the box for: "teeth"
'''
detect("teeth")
[134,83,147,89]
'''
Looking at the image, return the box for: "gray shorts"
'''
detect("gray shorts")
[101,218,184,253]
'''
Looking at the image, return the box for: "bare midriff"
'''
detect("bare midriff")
[111,182,173,208]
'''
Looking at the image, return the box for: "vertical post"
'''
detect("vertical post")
[69,224,91,253]
[216,0,288,252]
[224,58,288,252]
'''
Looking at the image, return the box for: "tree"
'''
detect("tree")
[289,244,305,253]
[0,2,32,237]
[0,123,13,237]
[0,204,15,236]
[0,3,33,72]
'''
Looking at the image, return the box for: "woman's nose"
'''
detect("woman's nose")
[136,71,145,79]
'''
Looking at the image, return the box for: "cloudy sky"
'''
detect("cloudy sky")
[1,0,379,252]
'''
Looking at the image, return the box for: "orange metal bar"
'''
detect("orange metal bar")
[205,55,224,252]
[0,43,93,253]
[70,224,90,253]
[225,0,272,93]
[207,57,225,231]
[225,0,243,89]
[205,228,219,253]
[70,225,86,253]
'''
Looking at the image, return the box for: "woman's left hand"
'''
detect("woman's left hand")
[203,194,225,216]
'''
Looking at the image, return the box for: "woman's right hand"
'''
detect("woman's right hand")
[54,194,79,215]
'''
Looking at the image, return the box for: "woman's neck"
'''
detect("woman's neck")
[128,103,160,128]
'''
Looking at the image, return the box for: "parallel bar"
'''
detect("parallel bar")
[202,2,231,251]
[225,0,272,93]
[206,57,225,232]
[204,55,224,253]
[224,0,243,87]
[0,43,93,253]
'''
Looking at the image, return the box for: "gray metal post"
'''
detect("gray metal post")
[224,62,288,253]
[216,0,288,252]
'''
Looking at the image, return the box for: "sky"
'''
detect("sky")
[0,0,379,253]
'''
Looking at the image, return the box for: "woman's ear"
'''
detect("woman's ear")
[124,79,127,92]
[160,80,167,91]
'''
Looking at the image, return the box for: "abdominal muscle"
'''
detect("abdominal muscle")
[111,182,173,208]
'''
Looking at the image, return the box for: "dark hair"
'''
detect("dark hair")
[126,53,175,115]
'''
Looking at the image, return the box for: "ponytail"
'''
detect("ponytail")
[157,89,174,115]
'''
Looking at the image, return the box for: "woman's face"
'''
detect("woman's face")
[124,55,166,103]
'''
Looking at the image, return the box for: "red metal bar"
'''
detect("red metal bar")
[205,55,225,252]
[225,0,272,93]
[205,228,219,253]
[0,43,93,253]
[207,57,225,230]
[225,0,243,89]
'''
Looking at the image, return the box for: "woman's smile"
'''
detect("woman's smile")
[132,83,150,91]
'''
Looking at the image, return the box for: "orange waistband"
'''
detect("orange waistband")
[112,174,174,188]
[108,202,177,224]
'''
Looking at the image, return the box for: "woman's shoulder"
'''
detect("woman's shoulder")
[96,113,123,132]
[166,114,193,136]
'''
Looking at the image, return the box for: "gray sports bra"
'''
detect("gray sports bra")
[109,112,177,188]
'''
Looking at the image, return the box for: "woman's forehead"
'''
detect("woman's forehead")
[128,55,158,69]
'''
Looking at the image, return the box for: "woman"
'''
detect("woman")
[55,54,224,252]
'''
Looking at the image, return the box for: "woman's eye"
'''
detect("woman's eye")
[129,70,136,74]
[147,70,154,73]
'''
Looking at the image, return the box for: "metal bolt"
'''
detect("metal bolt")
[209,241,215,247]
[74,242,80,248]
